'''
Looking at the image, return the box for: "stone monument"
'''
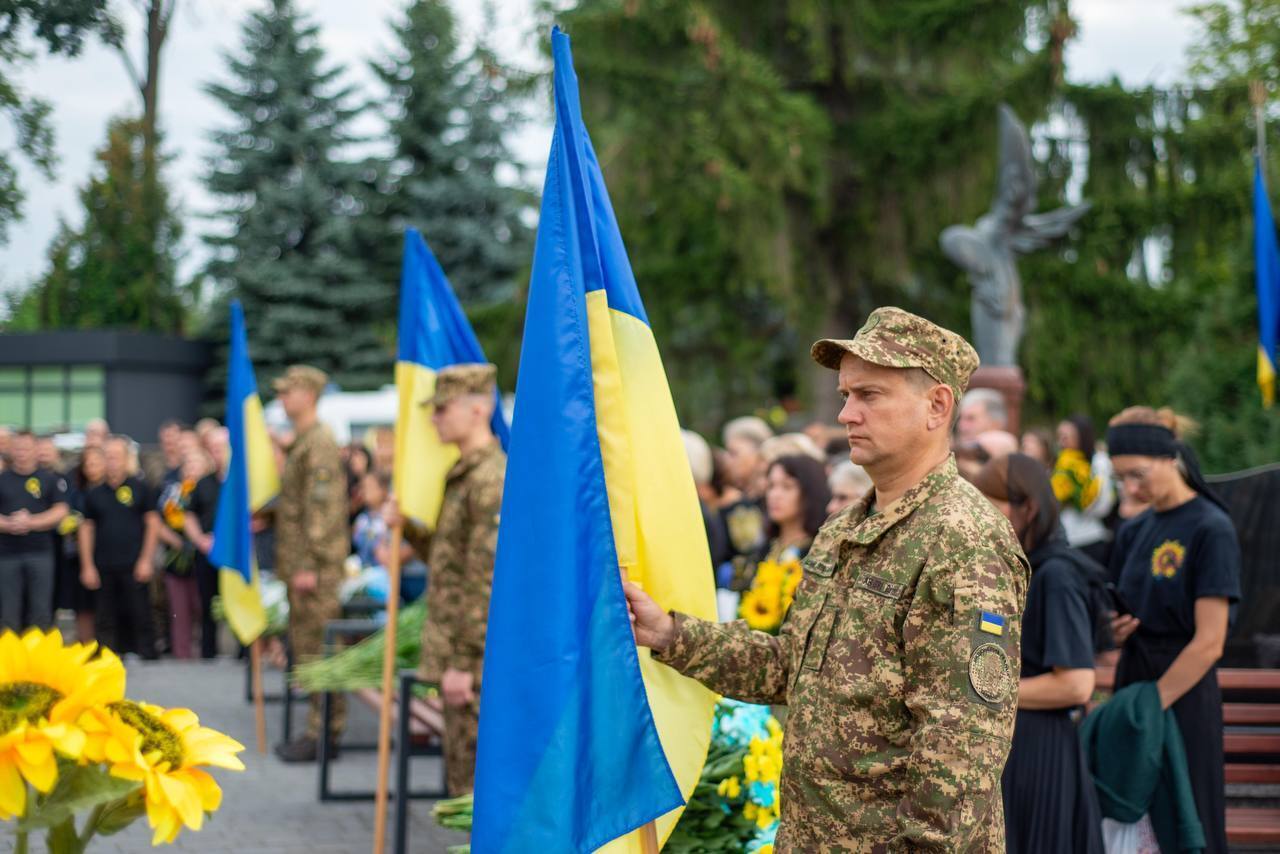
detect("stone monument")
[940,104,1089,431]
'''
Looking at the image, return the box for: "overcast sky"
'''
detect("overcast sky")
[0,0,1196,293]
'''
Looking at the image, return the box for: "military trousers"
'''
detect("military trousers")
[287,588,345,741]
[443,692,480,796]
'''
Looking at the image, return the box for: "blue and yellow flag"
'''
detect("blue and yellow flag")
[472,28,717,853]
[394,228,509,528]
[210,301,280,645]
[1255,157,1279,408]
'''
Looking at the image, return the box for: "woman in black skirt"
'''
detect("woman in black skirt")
[1107,407,1240,854]
[973,453,1105,854]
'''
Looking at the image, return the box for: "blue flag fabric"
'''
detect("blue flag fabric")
[400,228,510,448]
[209,301,278,644]
[471,28,689,853]
[1255,157,1279,407]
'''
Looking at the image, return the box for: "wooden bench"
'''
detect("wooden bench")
[1094,666,1280,846]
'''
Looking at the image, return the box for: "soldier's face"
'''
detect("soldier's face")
[279,386,316,422]
[836,355,933,470]
[431,396,484,445]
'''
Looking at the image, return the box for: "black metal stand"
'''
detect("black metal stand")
[392,670,447,854]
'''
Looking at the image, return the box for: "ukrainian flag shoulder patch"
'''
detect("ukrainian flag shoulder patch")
[978,611,1006,636]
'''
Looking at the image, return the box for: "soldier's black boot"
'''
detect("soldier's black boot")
[274,736,341,763]
[275,736,317,762]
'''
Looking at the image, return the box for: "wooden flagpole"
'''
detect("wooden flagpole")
[1254,81,1268,170]
[622,564,663,854]
[372,525,405,854]
[251,638,267,754]
[639,821,660,854]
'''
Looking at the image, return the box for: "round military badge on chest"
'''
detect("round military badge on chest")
[969,643,1013,705]
[115,485,134,506]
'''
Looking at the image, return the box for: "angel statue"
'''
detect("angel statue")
[940,104,1089,366]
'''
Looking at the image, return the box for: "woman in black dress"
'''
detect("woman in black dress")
[973,453,1105,854]
[1106,407,1240,854]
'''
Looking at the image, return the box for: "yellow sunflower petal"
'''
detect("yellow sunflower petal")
[147,796,180,846]
[157,771,203,830]
[0,758,26,818]
[186,768,223,811]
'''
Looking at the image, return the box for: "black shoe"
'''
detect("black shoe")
[273,736,340,763]
[275,737,318,763]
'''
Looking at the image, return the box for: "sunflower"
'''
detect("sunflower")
[83,700,245,845]
[0,629,125,819]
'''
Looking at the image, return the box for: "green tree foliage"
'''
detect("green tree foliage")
[366,0,534,379]
[4,117,186,331]
[1017,1,1280,471]
[0,0,118,244]
[554,0,1062,429]
[202,0,392,391]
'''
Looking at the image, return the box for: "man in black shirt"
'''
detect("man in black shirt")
[0,431,69,632]
[79,436,159,658]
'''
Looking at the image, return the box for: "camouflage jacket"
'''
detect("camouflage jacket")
[275,423,349,586]
[657,455,1028,853]
[404,440,506,684]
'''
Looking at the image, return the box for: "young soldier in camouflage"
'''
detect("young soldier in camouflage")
[627,307,1029,852]
[390,362,506,796]
[271,365,351,763]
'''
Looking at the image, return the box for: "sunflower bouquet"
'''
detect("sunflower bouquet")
[664,699,783,853]
[738,559,803,634]
[0,629,244,852]
[1051,449,1102,511]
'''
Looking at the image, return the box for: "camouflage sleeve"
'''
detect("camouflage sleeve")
[450,471,503,677]
[892,545,1026,851]
[303,441,350,577]
[419,602,451,686]
[402,518,433,562]
[653,612,794,705]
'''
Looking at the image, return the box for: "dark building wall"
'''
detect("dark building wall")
[0,331,210,440]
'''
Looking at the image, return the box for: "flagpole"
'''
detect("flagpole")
[251,638,267,754]
[639,822,660,854]
[1253,80,1267,168]
[372,525,405,854]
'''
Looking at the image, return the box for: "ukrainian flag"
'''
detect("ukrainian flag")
[394,229,510,528]
[1254,157,1279,408]
[210,301,279,645]
[472,28,717,852]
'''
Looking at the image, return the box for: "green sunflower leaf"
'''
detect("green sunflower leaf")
[17,760,141,832]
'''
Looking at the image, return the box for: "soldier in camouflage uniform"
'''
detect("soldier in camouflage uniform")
[627,308,1029,852]
[392,363,506,796]
[270,365,351,763]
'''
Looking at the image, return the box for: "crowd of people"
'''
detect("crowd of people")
[668,380,1239,852]
[0,315,1243,851]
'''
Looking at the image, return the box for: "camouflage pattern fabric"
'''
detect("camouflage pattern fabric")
[811,306,981,402]
[656,456,1029,852]
[403,438,506,795]
[276,422,350,740]
[423,362,498,408]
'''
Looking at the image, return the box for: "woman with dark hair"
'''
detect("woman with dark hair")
[972,453,1105,854]
[1107,406,1240,854]
[1054,414,1116,564]
[760,454,832,563]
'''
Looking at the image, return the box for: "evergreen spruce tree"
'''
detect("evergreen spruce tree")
[203,0,392,390]
[368,0,533,375]
[6,117,186,332]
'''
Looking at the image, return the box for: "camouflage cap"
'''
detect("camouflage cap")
[810,306,980,400]
[272,364,328,396]
[422,363,497,408]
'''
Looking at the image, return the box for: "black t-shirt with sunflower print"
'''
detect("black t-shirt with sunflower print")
[0,467,69,555]
[84,476,155,568]
[1109,496,1241,640]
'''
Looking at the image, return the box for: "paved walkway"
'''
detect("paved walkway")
[23,658,468,853]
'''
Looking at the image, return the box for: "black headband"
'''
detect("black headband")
[1106,423,1178,458]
